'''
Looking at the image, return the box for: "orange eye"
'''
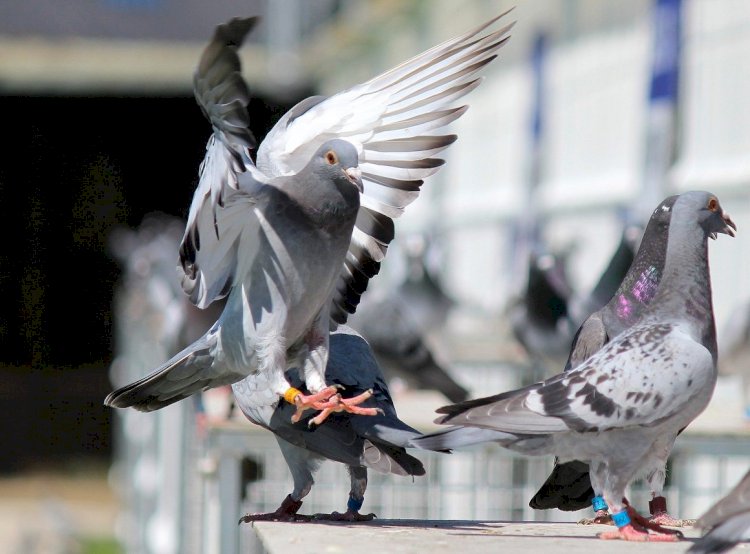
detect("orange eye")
[707,197,718,212]
[325,150,338,165]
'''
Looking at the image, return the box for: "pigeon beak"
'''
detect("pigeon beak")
[717,210,737,239]
[344,167,364,193]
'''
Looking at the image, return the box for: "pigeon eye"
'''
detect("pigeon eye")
[325,150,338,165]
[707,197,718,212]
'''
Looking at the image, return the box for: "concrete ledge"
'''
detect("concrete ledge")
[245,520,704,553]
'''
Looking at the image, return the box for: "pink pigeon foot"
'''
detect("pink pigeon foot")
[307,389,384,427]
[599,523,680,542]
[648,496,695,527]
[238,494,312,523]
[623,499,684,539]
[286,385,342,423]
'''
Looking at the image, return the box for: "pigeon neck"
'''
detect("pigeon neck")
[287,172,360,231]
[608,235,667,329]
[648,225,717,359]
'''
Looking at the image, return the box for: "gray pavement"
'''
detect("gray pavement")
[247,519,712,553]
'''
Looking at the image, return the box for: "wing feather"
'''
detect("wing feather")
[179,17,273,308]
[255,12,514,322]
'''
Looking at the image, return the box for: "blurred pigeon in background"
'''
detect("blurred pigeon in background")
[107,213,227,554]
[509,215,642,380]
[417,191,736,542]
[106,12,515,422]
[529,196,685,524]
[108,213,223,358]
[234,325,428,522]
[507,245,576,379]
[349,234,468,403]
[689,468,750,553]
[108,213,231,421]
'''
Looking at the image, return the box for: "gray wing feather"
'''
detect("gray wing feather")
[564,313,608,371]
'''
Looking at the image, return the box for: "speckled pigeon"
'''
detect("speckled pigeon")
[530,196,681,523]
[234,325,428,522]
[689,468,750,553]
[415,191,736,542]
[105,13,514,422]
[413,195,677,515]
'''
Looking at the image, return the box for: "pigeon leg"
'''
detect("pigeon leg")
[313,467,376,522]
[648,495,695,527]
[578,495,613,525]
[239,494,312,523]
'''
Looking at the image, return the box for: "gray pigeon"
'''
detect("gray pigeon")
[689,468,750,553]
[105,13,514,421]
[415,191,736,542]
[234,325,428,521]
[529,195,679,521]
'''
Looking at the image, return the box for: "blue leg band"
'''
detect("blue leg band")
[611,509,631,528]
[347,496,364,512]
[592,495,608,512]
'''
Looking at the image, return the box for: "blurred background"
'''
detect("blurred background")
[1,0,749,552]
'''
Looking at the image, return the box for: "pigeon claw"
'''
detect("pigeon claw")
[305,389,382,427]
[287,386,342,423]
[313,509,376,522]
[648,495,694,527]
[649,511,694,528]
[239,494,312,523]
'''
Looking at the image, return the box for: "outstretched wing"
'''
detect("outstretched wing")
[257,11,515,323]
[179,17,272,308]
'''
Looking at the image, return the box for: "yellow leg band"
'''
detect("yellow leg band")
[284,387,302,405]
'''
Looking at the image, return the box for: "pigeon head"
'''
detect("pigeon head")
[313,139,364,193]
[674,191,737,240]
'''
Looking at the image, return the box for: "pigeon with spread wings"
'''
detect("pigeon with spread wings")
[105,13,515,422]
[418,191,736,542]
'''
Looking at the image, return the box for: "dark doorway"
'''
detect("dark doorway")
[0,90,308,472]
